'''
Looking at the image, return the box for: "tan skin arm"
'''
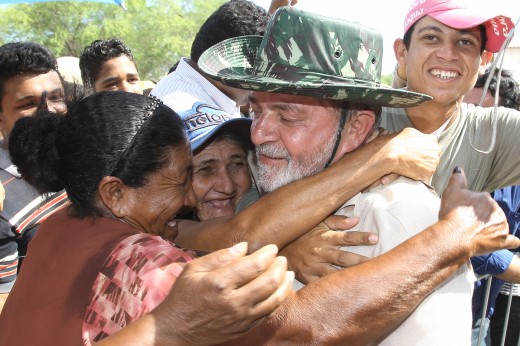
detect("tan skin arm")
[175,128,440,252]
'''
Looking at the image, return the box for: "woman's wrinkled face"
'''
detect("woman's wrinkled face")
[192,138,251,220]
[124,143,196,239]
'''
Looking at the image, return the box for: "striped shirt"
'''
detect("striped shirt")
[0,145,69,292]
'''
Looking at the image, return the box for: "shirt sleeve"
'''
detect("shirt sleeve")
[471,250,514,276]
[0,218,17,293]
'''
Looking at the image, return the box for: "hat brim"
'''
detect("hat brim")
[191,117,252,153]
[199,36,432,108]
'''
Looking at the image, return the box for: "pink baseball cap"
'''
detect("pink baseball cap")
[403,0,515,52]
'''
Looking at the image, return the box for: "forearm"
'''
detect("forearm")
[176,135,398,251]
[234,219,469,345]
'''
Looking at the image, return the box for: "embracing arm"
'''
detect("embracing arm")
[227,169,520,345]
[175,128,440,252]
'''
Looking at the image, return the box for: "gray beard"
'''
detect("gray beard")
[255,137,336,193]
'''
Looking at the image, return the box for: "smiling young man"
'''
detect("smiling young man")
[79,38,143,95]
[384,0,518,194]
[381,4,519,344]
[0,42,69,312]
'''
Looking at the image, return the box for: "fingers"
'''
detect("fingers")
[323,215,359,231]
[439,167,469,218]
[390,128,440,182]
[183,242,251,274]
[336,250,370,267]
[342,231,378,246]
[213,244,280,289]
[444,166,468,193]
[315,247,371,268]
[295,249,371,283]
[297,263,337,284]
[319,230,378,247]
[380,173,399,185]
[503,234,520,251]
[237,257,295,315]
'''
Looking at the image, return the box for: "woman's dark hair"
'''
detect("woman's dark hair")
[79,38,136,93]
[9,91,188,218]
[403,22,487,53]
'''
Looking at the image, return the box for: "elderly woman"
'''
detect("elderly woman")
[0,92,292,345]
[179,102,256,221]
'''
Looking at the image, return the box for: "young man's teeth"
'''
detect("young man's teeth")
[431,70,458,79]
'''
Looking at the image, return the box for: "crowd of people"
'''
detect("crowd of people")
[0,0,519,345]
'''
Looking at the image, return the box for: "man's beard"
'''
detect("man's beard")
[255,137,336,193]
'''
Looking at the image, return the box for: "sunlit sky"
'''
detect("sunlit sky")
[252,0,520,75]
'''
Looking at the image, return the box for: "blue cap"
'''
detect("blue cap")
[178,102,252,152]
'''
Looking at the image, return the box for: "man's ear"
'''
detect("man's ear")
[479,51,493,75]
[337,110,376,156]
[98,176,132,218]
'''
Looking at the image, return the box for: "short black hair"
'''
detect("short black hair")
[189,0,270,64]
[0,42,58,109]
[403,21,487,54]
[79,38,136,93]
[475,68,520,110]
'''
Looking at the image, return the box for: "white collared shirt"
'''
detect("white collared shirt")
[151,58,240,117]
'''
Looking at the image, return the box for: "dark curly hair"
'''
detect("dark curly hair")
[189,0,269,64]
[79,38,136,93]
[9,91,188,218]
[0,42,58,110]
[474,68,520,110]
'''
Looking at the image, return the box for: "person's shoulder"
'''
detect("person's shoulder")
[116,233,194,264]
[367,177,438,201]
[463,103,520,119]
[360,177,440,221]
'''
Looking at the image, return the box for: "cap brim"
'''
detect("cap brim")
[429,10,514,53]
[431,8,496,30]
[191,117,252,152]
[199,36,432,108]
